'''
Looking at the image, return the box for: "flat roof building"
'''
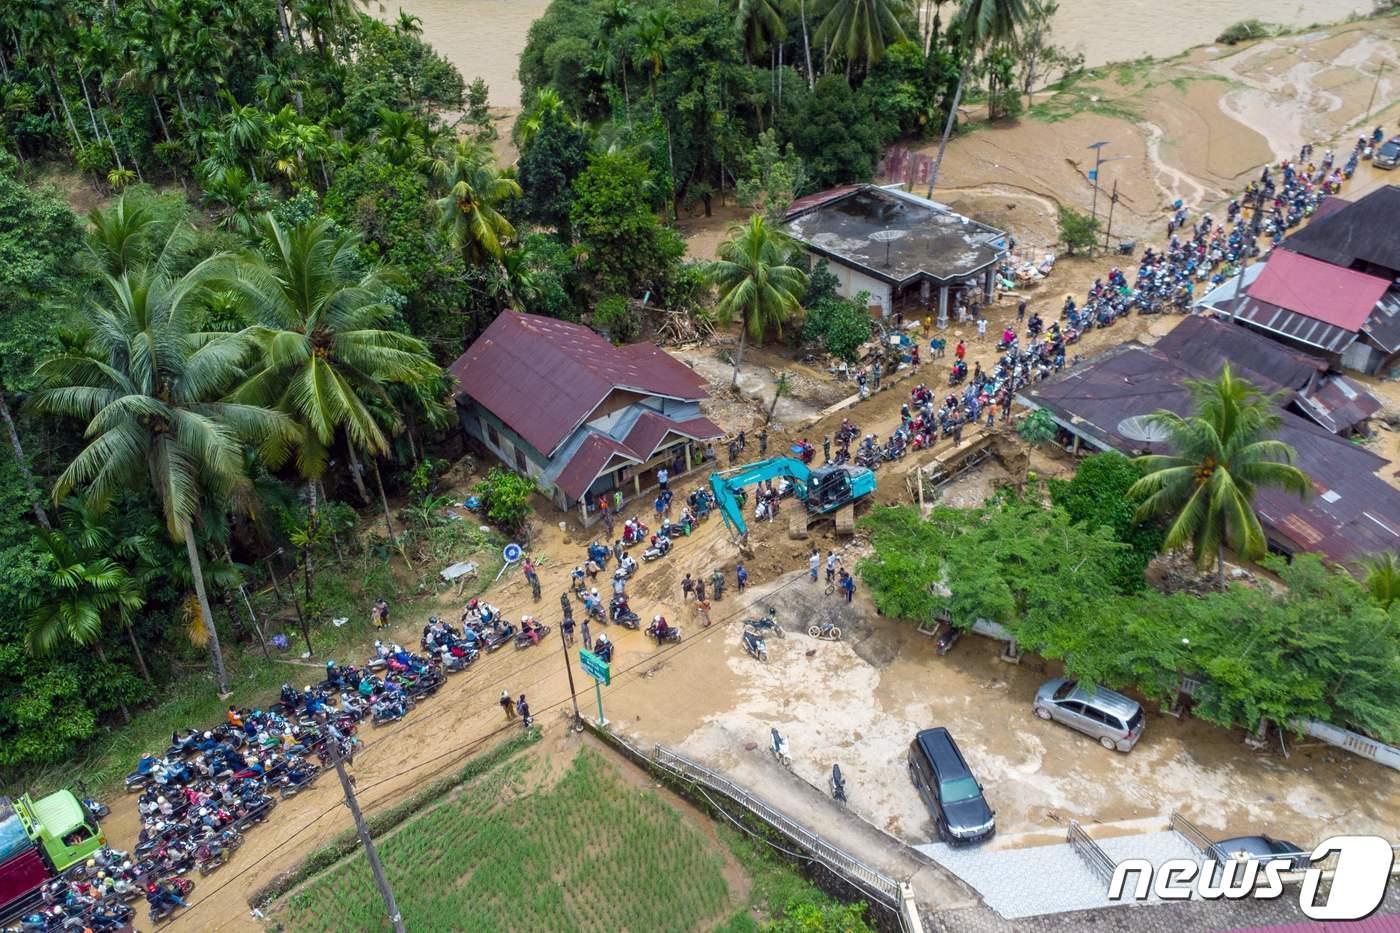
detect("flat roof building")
[781,184,1009,325]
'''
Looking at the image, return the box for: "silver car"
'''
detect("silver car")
[1033,678,1145,751]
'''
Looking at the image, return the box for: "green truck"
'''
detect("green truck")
[0,791,106,920]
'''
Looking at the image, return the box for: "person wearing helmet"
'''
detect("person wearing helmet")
[652,615,670,638]
[521,614,542,645]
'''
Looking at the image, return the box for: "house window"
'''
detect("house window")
[487,424,501,448]
[515,448,528,472]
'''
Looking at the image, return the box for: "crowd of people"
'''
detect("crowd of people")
[1062,130,1383,333]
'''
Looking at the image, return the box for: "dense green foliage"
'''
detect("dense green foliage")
[1016,407,1056,443]
[518,0,993,208]
[1048,453,1163,592]
[710,216,808,385]
[859,499,1400,742]
[571,152,685,300]
[801,276,873,363]
[474,467,537,533]
[1057,205,1102,255]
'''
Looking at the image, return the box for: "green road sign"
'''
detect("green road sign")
[579,649,611,686]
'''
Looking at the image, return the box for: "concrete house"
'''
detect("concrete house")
[781,183,1009,324]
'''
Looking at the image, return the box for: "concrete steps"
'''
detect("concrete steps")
[915,826,1206,919]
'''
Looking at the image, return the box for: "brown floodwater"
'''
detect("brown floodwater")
[388,0,1373,107]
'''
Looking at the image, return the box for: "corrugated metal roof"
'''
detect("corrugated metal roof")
[1280,183,1400,275]
[1155,316,1325,391]
[1246,250,1390,333]
[1294,374,1382,434]
[553,413,722,501]
[554,435,640,502]
[780,185,1006,285]
[1363,288,1400,354]
[1020,343,1400,565]
[1231,296,1359,354]
[785,185,863,219]
[448,312,708,456]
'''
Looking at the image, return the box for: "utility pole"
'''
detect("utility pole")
[560,629,584,731]
[327,731,406,933]
[1364,58,1388,119]
[1102,180,1119,251]
[1087,141,1109,223]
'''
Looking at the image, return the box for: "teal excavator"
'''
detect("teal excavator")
[708,457,876,541]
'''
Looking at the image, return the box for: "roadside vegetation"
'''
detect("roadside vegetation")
[860,371,1400,745]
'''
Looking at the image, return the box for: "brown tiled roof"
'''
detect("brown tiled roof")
[448,312,708,456]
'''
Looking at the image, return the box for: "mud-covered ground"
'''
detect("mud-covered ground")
[630,572,1400,855]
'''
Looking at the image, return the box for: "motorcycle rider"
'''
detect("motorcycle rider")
[652,615,670,638]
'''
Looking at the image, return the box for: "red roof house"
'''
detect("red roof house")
[449,312,722,512]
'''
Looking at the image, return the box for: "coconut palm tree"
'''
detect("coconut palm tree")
[27,257,295,695]
[814,0,910,74]
[85,193,191,278]
[733,0,786,63]
[1360,552,1400,610]
[1128,364,1310,591]
[201,166,271,238]
[709,215,808,388]
[927,0,1037,195]
[434,141,522,267]
[215,216,439,519]
[25,523,143,721]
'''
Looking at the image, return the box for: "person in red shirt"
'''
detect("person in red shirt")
[955,340,966,361]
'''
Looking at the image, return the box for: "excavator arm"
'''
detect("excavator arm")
[708,457,813,540]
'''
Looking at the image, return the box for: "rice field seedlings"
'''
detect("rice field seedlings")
[279,748,733,932]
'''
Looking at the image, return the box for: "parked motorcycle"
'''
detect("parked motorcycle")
[830,763,847,804]
[609,597,640,629]
[742,631,768,662]
[934,619,962,656]
[770,728,791,768]
[276,765,320,799]
[744,607,784,639]
[481,622,517,652]
[371,695,414,726]
[807,621,843,641]
[196,840,227,875]
[76,781,110,819]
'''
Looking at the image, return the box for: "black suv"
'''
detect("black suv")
[908,728,995,844]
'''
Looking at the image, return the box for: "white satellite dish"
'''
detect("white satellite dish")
[869,228,908,267]
[1117,416,1170,443]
